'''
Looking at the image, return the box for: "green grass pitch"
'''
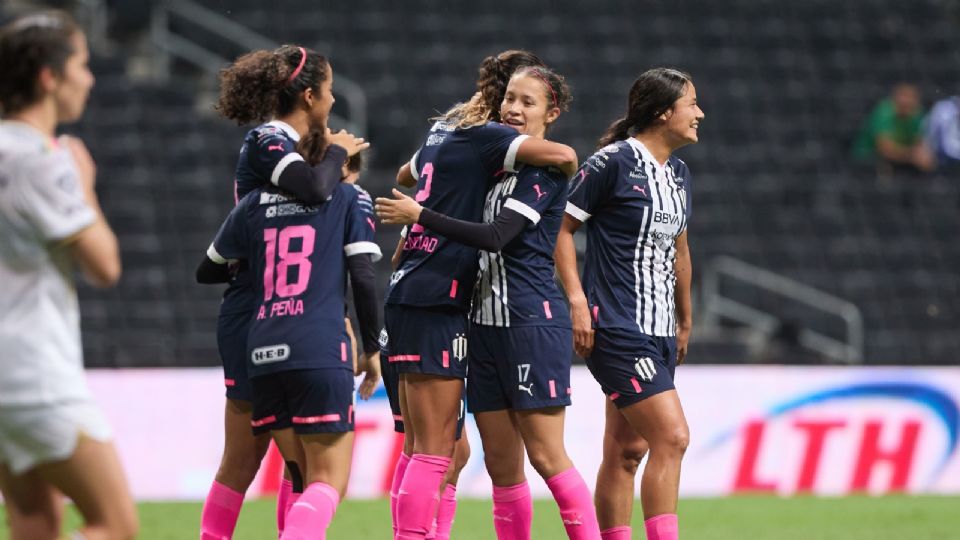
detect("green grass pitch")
[3,495,958,539]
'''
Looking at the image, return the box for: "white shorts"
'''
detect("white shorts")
[0,400,112,475]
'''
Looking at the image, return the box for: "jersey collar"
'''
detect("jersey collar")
[266,120,301,142]
[626,137,668,174]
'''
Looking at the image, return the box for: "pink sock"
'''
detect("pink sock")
[432,483,457,539]
[391,453,412,537]
[644,514,678,540]
[491,481,532,540]
[600,526,632,540]
[279,482,339,540]
[277,478,293,536]
[546,468,601,540]
[396,454,452,540]
[284,491,300,528]
[200,481,244,540]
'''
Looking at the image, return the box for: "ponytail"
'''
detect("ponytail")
[597,116,632,148]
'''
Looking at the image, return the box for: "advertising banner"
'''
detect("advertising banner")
[83,366,960,500]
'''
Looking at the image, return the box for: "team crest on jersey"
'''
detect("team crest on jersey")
[389,269,406,287]
[634,357,657,383]
[452,334,468,361]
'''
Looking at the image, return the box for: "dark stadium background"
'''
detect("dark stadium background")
[5,0,957,368]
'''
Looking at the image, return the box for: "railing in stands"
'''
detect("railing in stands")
[701,256,864,364]
[149,0,367,135]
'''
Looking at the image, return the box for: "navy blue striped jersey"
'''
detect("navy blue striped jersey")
[220,121,304,316]
[385,121,527,310]
[565,138,692,336]
[208,183,381,377]
[472,165,571,328]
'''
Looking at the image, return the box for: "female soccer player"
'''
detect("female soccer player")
[383,51,580,540]
[378,66,601,540]
[199,167,381,539]
[0,11,137,539]
[555,68,702,540]
[197,45,369,539]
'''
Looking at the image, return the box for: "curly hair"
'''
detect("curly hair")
[598,68,692,149]
[216,44,329,125]
[0,10,80,115]
[434,49,545,129]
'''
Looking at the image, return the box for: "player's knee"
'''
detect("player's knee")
[526,447,566,479]
[615,439,649,473]
[656,425,690,458]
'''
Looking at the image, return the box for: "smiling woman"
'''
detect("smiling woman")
[554,68,704,540]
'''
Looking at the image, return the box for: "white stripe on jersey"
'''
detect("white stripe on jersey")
[344,241,383,261]
[503,198,541,224]
[565,201,591,222]
[473,175,518,326]
[207,244,231,264]
[409,150,420,178]
[270,152,305,186]
[503,135,530,173]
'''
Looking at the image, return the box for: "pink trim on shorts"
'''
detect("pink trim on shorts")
[224,378,236,387]
[389,355,421,362]
[251,415,277,427]
[549,379,557,398]
[543,300,553,319]
[449,280,459,298]
[393,414,404,421]
[292,414,342,424]
[609,393,620,401]
[592,305,599,322]
[341,342,348,362]
[348,405,354,423]
[630,377,642,393]
[567,387,573,395]
[442,350,450,368]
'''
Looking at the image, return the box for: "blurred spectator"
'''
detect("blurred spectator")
[852,83,935,175]
[925,95,960,171]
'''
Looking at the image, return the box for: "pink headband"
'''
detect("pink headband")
[286,47,307,84]
[530,70,558,109]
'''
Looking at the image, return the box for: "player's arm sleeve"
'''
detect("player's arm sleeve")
[195,256,231,284]
[472,123,529,176]
[202,200,250,280]
[565,152,616,223]
[250,132,345,204]
[275,145,347,204]
[678,161,693,221]
[17,157,96,243]
[343,187,382,352]
[347,253,379,353]
[418,206,528,252]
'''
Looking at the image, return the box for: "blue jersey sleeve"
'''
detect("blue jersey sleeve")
[503,167,566,225]
[565,149,618,222]
[248,127,303,187]
[208,193,254,263]
[469,122,526,177]
[343,185,383,261]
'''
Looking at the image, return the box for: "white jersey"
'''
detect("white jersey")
[0,122,96,406]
